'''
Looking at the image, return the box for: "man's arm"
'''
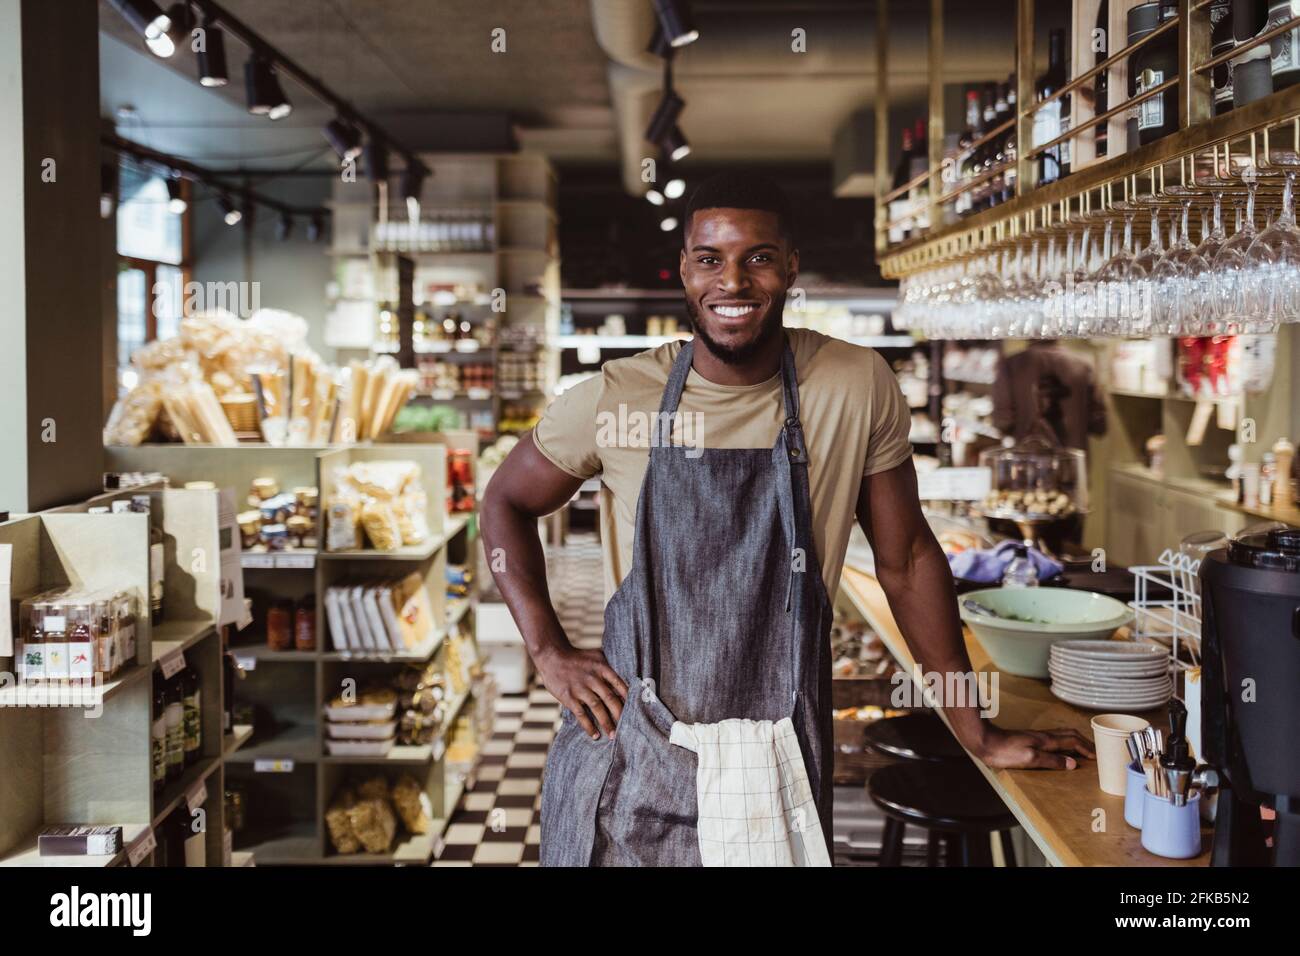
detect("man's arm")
[856,458,1094,769]
[480,434,627,740]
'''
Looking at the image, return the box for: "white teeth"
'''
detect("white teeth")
[713,305,755,317]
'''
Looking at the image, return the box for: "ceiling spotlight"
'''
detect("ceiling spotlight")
[245,55,291,119]
[663,125,691,162]
[659,216,679,232]
[163,3,194,54]
[400,165,425,220]
[664,176,686,199]
[324,117,364,164]
[165,176,187,214]
[364,138,389,183]
[652,0,699,48]
[646,188,665,206]
[218,194,242,226]
[644,88,685,148]
[307,214,324,242]
[108,0,174,57]
[276,212,293,240]
[100,163,117,220]
[196,20,228,87]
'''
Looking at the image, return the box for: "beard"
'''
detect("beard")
[684,295,786,365]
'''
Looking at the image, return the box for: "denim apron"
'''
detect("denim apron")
[540,338,834,866]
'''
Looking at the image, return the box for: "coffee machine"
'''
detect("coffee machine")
[1199,529,1300,866]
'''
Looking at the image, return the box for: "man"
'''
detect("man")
[481,172,1093,867]
[991,340,1108,450]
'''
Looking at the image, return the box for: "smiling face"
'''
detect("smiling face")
[680,207,798,365]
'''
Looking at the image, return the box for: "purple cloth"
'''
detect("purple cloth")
[948,540,1063,584]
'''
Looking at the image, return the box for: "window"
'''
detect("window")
[115,160,190,391]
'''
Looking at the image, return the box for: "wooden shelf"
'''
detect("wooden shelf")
[320,831,438,866]
[151,755,221,828]
[224,725,319,765]
[319,628,445,662]
[234,828,320,865]
[320,530,448,562]
[151,619,217,661]
[0,823,151,869]
[1215,495,1300,527]
[321,743,434,765]
[223,724,254,756]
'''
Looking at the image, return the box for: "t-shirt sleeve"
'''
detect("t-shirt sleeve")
[531,373,604,480]
[863,350,913,477]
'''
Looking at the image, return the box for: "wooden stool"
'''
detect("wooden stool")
[868,761,1019,867]
[862,713,968,763]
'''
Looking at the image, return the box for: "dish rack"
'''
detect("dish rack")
[1128,549,1202,672]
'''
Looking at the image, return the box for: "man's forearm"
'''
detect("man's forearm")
[479,491,571,662]
[876,537,992,754]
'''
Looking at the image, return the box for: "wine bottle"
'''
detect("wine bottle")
[1035,29,1069,184]
[1233,0,1272,108]
[164,673,185,783]
[1095,1,1110,156]
[152,679,167,797]
[1209,0,1234,114]
[1268,0,1300,91]
[181,664,201,768]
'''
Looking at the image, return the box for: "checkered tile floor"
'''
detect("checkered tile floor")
[433,535,604,867]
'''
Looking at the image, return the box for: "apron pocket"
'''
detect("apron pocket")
[591,677,702,866]
[540,711,616,866]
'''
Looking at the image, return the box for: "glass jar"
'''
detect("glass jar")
[979,438,1089,519]
[294,598,316,652]
[266,600,293,651]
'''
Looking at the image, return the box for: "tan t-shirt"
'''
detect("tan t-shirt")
[533,328,913,600]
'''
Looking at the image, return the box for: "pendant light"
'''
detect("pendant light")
[324,117,364,164]
[196,18,229,87]
[651,0,699,48]
[107,0,175,57]
[218,194,242,226]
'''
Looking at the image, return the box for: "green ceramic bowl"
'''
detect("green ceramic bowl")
[958,587,1135,679]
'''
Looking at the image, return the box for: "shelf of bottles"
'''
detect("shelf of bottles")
[876,0,1300,282]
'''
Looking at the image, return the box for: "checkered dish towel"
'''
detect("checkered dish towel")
[669,716,831,867]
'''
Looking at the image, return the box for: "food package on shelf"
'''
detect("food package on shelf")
[103,379,163,447]
[327,460,429,551]
[103,307,422,448]
[322,573,434,652]
[360,500,402,550]
[347,776,398,854]
[391,774,431,836]
[325,787,362,854]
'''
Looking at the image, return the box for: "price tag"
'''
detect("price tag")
[916,467,993,502]
[254,758,295,773]
[127,828,156,867]
[185,779,208,812]
[277,552,315,570]
[234,654,256,672]
[158,649,186,680]
[241,553,274,569]
[432,737,446,761]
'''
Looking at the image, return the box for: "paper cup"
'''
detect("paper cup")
[1090,714,1151,796]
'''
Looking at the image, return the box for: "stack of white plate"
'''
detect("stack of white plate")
[1048,640,1171,711]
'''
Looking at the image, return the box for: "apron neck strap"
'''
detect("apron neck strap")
[655,336,802,446]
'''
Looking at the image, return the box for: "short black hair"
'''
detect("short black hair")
[684,171,796,244]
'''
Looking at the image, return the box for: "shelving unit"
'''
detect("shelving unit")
[104,441,487,865]
[328,153,561,443]
[0,490,227,868]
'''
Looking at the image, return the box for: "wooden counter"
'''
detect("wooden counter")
[840,565,1211,867]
